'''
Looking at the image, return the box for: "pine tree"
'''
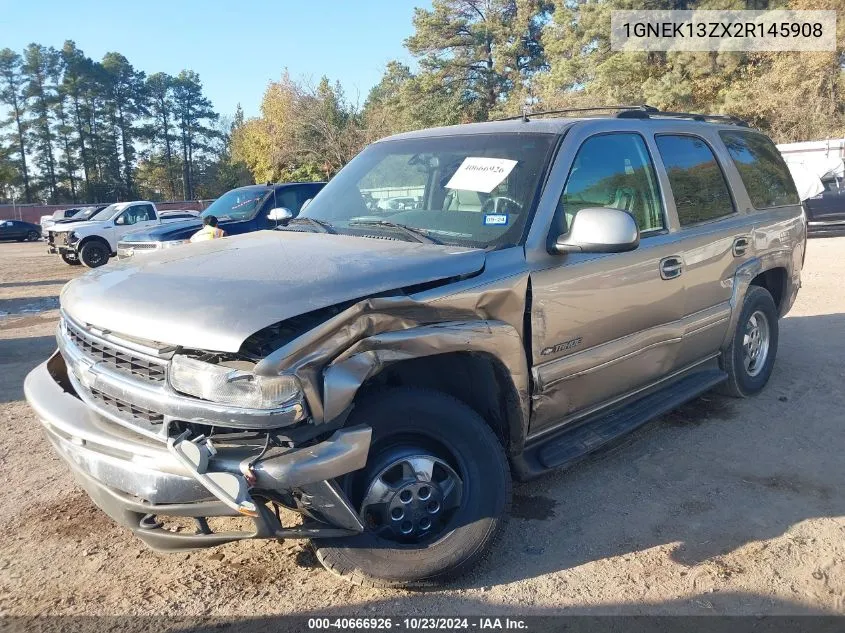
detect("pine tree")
[144,72,178,198]
[22,44,60,201]
[172,70,219,199]
[102,52,146,198]
[0,48,32,202]
[406,0,553,120]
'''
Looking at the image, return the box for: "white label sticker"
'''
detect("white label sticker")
[483,214,508,226]
[445,157,518,194]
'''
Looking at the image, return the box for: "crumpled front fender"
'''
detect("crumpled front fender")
[253,267,532,446]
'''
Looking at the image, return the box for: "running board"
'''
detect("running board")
[514,369,727,479]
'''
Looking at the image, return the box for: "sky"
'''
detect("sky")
[0,0,424,120]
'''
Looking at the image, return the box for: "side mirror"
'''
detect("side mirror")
[268,207,294,224]
[552,207,639,254]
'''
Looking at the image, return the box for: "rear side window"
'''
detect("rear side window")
[719,131,800,208]
[558,133,664,234]
[655,135,734,226]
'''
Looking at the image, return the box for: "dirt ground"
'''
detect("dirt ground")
[0,238,844,618]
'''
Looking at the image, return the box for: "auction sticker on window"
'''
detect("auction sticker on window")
[446,157,518,193]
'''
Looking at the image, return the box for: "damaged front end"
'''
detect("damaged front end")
[24,313,372,551]
[26,247,532,552]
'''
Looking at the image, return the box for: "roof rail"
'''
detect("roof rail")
[616,109,749,127]
[496,104,748,127]
[496,105,657,122]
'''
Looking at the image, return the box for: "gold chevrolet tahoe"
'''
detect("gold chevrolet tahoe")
[25,106,806,586]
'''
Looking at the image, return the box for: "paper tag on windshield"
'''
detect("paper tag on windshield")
[446,157,518,193]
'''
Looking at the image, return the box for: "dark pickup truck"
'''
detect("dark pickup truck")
[804,175,845,234]
[116,182,325,260]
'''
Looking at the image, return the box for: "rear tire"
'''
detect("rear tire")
[311,388,511,587]
[79,241,110,268]
[718,285,779,397]
[26,230,40,241]
[61,253,81,266]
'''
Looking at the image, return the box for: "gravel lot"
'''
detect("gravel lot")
[0,238,843,618]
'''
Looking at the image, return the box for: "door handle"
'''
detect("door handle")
[659,256,684,280]
[732,236,750,257]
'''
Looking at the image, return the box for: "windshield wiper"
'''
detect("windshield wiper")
[286,217,336,234]
[347,219,439,244]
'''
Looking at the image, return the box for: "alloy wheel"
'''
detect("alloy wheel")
[743,309,771,377]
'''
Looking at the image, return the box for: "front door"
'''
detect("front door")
[114,204,158,241]
[529,132,686,436]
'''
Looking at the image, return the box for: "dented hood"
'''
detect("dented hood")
[61,230,485,352]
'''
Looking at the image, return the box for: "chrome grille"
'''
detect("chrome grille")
[89,387,164,427]
[64,320,167,382]
[118,241,158,250]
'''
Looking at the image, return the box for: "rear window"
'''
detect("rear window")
[719,131,800,209]
[655,135,734,226]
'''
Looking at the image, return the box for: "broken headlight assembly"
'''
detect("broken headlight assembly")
[169,354,301,409]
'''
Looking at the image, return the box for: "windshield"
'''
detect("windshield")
[301,133,557,248]
[200,186,270,222]
[95,203,126,221]
[73,206,101,220]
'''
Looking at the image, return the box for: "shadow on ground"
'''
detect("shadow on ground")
[280,313,845,591]
[0,335,56,402]
[0,279,71,289]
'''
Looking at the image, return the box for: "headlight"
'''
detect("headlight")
[67,231,79,244]
[158,240,187,249]
[169,355,301,409]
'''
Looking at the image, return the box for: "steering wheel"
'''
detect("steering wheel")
[482,196,523,214]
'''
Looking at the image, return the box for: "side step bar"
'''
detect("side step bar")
[515,369,727,479]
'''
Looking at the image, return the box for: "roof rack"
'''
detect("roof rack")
[616,108,749,127]
[497,105,656,122]
[498,104,748,127]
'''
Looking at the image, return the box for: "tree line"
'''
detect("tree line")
[232,0,845,183]
[0,41,249,205]
[6,1,842,200]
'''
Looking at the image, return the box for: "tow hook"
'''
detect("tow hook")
[167,431,260,517]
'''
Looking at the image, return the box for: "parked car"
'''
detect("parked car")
[52,204,110,226]
[376,196,419,211]
[803,175,845,232]
[25,107,805,587]
[47,201,197,268]
[778,138,845,234]
[40,208,82,231]
[0,219,41,242]
[115,183,325,260]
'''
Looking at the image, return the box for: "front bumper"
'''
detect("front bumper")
[47,244,77,256]
[116,241,162,260]
[24,356,371,551]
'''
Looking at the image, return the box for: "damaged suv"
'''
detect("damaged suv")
[25,107,805,586]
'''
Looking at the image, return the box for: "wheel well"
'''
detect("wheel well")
[750,267,786,312]
[78,235,113,255]
[355,352,523,454]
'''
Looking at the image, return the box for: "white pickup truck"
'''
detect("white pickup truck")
[47,201,198,268]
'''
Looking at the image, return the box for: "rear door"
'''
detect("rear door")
[651,132,742,368]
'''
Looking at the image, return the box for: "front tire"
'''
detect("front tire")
[79,241,110,268]
[311,388,511,587]
[61,253,81,266]
[719,285,779,397]
[26,230,40,241]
